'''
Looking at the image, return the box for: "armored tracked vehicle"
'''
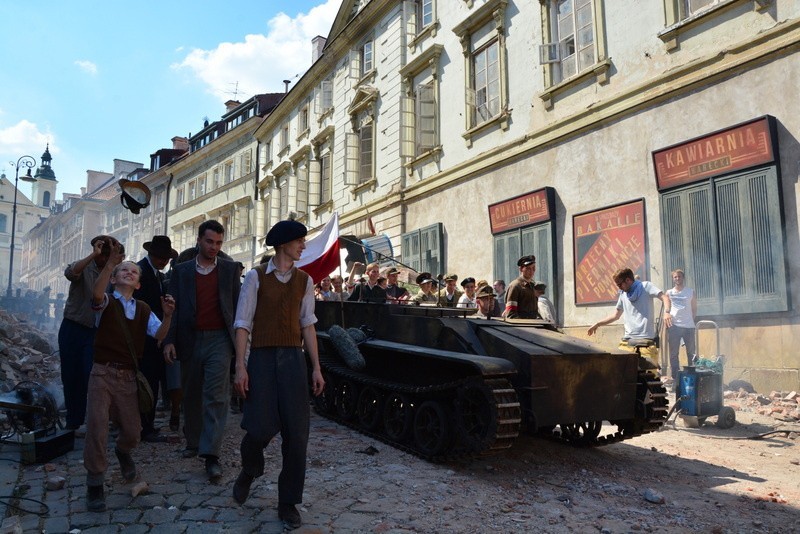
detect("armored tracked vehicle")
[313,301,668,461]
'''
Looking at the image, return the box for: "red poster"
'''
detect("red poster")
[573,200,647,305]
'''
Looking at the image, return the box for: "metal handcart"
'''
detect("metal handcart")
[677,320,736,429]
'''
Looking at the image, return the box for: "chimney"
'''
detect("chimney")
[312,36,326,63]
[283,80,291,94]
[224,100,240,112]
[171,136,189,152]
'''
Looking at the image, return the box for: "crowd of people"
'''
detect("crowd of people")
[54,217,695,528]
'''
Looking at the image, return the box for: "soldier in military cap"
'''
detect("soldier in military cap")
[475,285,497,318]
[412,272,438,304]
[504,255,541,319]
[384,267,409,302]
[437,273,462,307]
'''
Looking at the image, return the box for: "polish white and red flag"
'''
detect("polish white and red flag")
[296,212,340,283]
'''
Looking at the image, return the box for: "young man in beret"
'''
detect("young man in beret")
[59,235,123,433]
[504,255,541,319]
[437,273,461,307]
[457,277,478,308]
[163,220,240,481]
[231,219,325,529]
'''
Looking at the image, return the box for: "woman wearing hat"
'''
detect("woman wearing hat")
[411,272,438,304]
[457,277,478,308]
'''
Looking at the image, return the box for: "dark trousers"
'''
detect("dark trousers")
[140,337,166,436]
[58,318,96,429]
[240,347,310,504]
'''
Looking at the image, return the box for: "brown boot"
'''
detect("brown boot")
[169,389,182,431]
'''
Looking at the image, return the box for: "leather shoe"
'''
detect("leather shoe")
[232,471,254,504]
[181,447,198,458]
[205,457,222,480]
[86,485,106,512]
[115,447,136,482]
[278,503,302,529]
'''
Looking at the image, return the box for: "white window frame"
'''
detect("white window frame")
[453,0,510,145]
[537,0,610,110]
[400,44,443,166]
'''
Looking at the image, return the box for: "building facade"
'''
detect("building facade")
[251,0,800,392]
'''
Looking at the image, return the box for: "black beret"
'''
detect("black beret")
[517,255,536,267]
[460,277,476,288]
[265,220,307,247]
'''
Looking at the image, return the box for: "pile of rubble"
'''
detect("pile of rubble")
[0,309,60,395]
[725,388,800,422]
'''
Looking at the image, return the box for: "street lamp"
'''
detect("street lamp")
[6,155,37,298]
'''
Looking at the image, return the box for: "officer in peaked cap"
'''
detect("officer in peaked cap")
[412,272,438,304]
[438,273,461,307]
[475,284,497,318]
[503,255,541,319]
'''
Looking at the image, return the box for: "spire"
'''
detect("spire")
[34,144,57,182]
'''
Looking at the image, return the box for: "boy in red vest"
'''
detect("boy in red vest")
[84,242,175,512]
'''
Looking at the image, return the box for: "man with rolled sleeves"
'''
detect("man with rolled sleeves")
[503,255,541,319]
[231,219,325,530]
[437,273,461,307]
[59,235,123,431]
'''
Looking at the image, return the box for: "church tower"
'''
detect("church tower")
[32,145,58,208]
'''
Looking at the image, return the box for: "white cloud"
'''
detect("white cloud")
[74,60,98,75]
[173,0,339,101]
[0,120,54,169]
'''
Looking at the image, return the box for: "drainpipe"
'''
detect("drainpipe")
[252,139,260,266]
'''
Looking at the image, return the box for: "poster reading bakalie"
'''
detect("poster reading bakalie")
[573,199,647,305]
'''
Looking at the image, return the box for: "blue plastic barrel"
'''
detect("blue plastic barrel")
[679,368,698,416]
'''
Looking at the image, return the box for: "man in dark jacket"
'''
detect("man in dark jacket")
[163,220,240,481]
[133,236,178,442]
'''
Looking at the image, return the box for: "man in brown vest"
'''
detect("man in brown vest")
[84,246,174,512]
[231,219,325,529]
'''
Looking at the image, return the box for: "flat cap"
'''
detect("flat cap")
[443,273,458,281]
[476,285,496,299]
[386,267,400,275]
[265,220,307,247]
[517,255,536,267]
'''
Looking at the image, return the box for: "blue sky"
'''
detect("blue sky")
[0,0,339,198]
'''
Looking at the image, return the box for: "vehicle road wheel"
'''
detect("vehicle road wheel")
[454,382,497,453]
[383,393,413,442]
[334,379,358,420]
[356,386,383,430]
[559,421,602,446]
[413,400,450,457]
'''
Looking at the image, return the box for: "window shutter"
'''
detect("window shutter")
[345,132,359,185]
[314,86,323,115]
[493,232,520,286]
[716,168,788,314]
[403,0,417,41]
[296,162,308,216]
[349,50,361,80]
[401,230,421,273]
[308,158,321,208]
[465,87,477,128]
[399,93,415,158]
[417,81,436,152]
[661,183,721,315]
[539,43,560,64]
[420,223,443,276]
